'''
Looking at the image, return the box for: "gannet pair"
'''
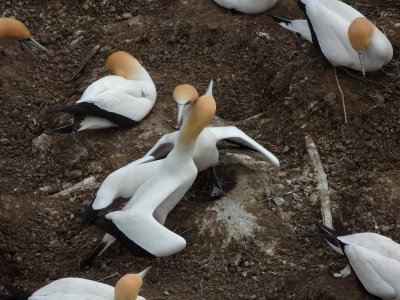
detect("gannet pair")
[47,51,156,133]
[213,0,277,14]
[80,81,216,267]
[315,221,400,299]
[145,81,280,196]
[0,17,47,57]
[271,0,393,75]
[2,267,150,300]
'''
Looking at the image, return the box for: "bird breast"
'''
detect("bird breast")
[193,129,219,171]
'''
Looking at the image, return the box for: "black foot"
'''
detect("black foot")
[211,167,225,198]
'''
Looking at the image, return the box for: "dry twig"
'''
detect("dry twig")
[305,135,333,229]
[67,44,100,82]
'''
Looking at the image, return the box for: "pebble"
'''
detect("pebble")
[272,197,284,207]
[121,13,132,19]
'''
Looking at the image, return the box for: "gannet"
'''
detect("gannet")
[2,267,150,300]
[271,0,393,76]
[80,81,216,266]
[0,18,47,57]
[145,81,279,197]
[46,51,157,133]
[315,221,400,299]
[213,0,277,14]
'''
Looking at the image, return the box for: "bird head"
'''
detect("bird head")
[178,80,216,145]
[114,267,150,300]
[348,17,374,77]
[0,18,47,57]
[173,83,199,127]
[105,51,143,79]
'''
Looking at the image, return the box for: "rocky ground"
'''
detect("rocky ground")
[0,0,399,299]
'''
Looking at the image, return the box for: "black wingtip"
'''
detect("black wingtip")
[45,122,74,134]
[313,220,336,235]
[268,14,292,26]
[93,216,155,258]
[2,283,31,300]
[80,206,100,226]
[80,239,108,269]
[313,220,343,251]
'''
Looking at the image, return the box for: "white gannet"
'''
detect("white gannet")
[145,81,279,197]
[2,267,150,300]
[46,51,157,133]
[213,0,277,14]
[0,17,47,57]
[271,0,393,76]
[80,81,216,266]
[315,221,400,299]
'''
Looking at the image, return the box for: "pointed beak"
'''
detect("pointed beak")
[20,36,47,59]
[99,66,110,76]
[138,266,151,279]
[205,79,214,96]
[358,52,366,77]
[177,103,186,127]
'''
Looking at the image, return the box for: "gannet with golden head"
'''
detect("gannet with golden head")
[315,221,400,300]
[270,0,393,76]
[79,81,216,267]
[47,51,157,133]
[2,267,150,300]
[213,0,277,14]
[0,17,47,57]
[145,81,279,197]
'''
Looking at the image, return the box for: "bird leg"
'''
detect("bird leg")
[211,167,225,198]
[333,66,348,123]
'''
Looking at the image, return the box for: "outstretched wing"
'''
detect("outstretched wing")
[209,126,280,168]
[101,174,195,257]
[81,156,156,225]
[144,131,179,160]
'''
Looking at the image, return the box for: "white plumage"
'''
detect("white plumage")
[316,222,400,299]
[145,82,279,197]
[80,81,216,265]
[213,0,277,14]
[47,51,156,132]
[272,0,393,74]
[4,268,150,300]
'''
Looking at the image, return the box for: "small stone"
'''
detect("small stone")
[32,133,52,152]
[272,197,284,207]
[121,13,132,19]
[163,290,170,296]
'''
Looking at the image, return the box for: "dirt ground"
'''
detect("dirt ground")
[1,0,399,299]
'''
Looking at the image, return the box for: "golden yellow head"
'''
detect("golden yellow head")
[114,274,143,300]
[105,51,142,79]
[178,91,216,145]
[173,84,199,104]
[348,17,374,52]
[0,18,30,40]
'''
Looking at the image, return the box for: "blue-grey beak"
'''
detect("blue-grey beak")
[358,52,366,77]
[138,266,151,279]
[177,103,186,127]
[20,36,47,59]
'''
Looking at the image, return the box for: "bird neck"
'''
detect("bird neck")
[126,65,151,81]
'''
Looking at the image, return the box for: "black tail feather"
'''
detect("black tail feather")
[80,239,108,269]
[45,104,86,115]
[93,216,155,258]
[45,120,74,134]
[2,283,31,300]
[268,14,292,26]
[80,206,100,226]
[313,220,342,251]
